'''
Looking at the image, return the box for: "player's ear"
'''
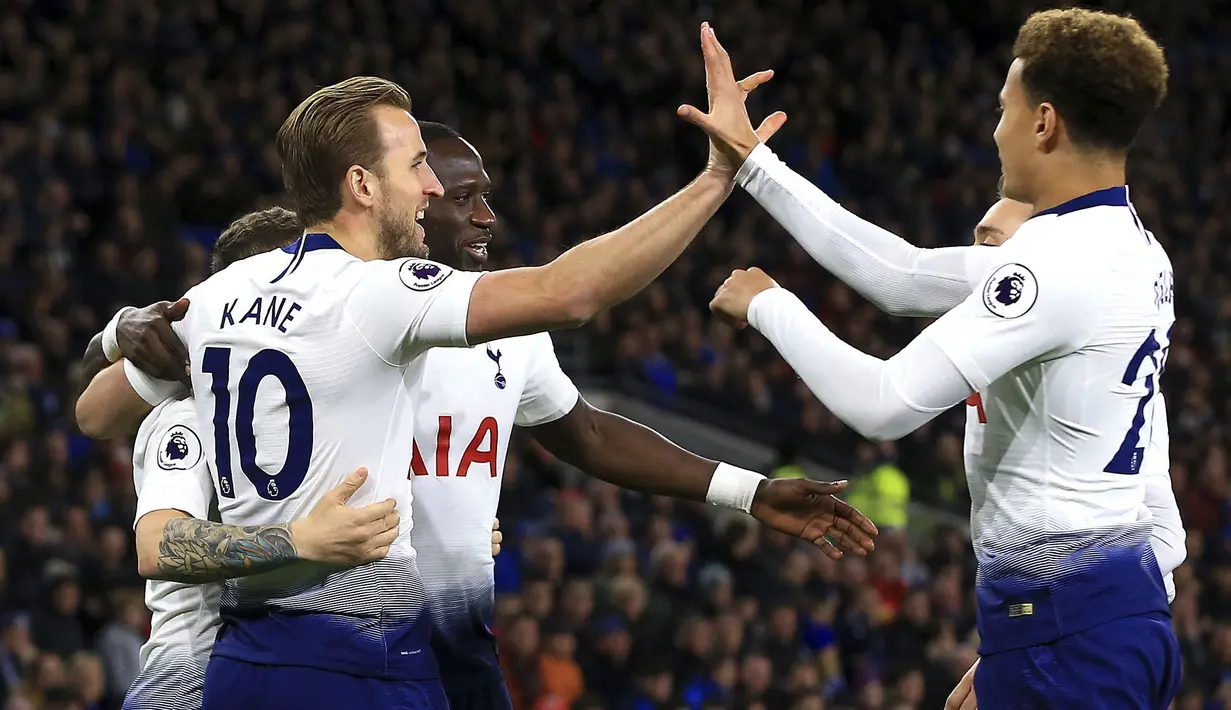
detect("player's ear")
[345,165,378,209]
[1036,102,1060,152]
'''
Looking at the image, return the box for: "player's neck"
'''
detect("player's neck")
[1029,154,1127,215]
[302,217,381,261]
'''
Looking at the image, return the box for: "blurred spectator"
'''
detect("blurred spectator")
[95,591,146,705]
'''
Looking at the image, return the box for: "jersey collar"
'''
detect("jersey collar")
[1032,186,1130,218]
[282,233,345,254]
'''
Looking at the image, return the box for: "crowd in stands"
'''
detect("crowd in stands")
[1,0,1228,708]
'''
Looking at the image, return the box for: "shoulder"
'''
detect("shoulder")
[347,258,459,292]
[972,226,1102,320]
[141,399,205,473]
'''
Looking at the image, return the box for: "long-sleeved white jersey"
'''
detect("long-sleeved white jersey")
[737,145,1180,653]
[124,233,483,680]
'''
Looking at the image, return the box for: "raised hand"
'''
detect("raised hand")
[290,468,400,566]
[749,477,879,559]
[677,22,787,177]
[118,298,191,383]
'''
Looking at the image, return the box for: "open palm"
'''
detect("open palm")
[750,478,879,560]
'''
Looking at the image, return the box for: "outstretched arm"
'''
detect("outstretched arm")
[676,23,996,318]
[461,26,786,345]
[711,251,1094,441]
[520,349,878,559]
[530,399,876,557]
[736,145,996,317]
[530,398,727,503]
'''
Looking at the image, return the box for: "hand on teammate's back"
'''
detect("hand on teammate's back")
[750,478,879,559]
[289,468,400,566]
[710,267,779,326]
[677,22,787,177]
[118,298,191,383]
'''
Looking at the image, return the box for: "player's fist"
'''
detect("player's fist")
[945,657,980,710]
[710,267,779,326]
[291,468,400,566]
[491,518,503,557]
[118,299,191,383]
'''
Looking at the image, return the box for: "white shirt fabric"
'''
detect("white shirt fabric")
[125,398,220,710]
[741,149,1177,653]
[124,233,482,680]
[737,145,1185,602]
[411,332,578,685]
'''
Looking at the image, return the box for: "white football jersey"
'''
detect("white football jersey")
[929,188,1174,653]
[125,233,482,680]
[410,332,578,684]
[734,150,1182,648]
[125,398,219,710]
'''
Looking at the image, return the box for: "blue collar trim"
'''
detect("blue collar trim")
[1032,186,1129,218]
[281,233,344,254]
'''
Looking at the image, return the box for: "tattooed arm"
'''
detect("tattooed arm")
[136,510,299,582]
[134,469,403,584]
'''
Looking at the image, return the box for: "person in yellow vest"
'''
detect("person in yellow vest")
[844,443,910,529]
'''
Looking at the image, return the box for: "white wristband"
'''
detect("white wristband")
[101,307,136,363]
[706,463,767,513]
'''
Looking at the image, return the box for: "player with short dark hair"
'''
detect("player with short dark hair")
[409,123,877,710]
[209,207,302,274]
[685,11,1180,708]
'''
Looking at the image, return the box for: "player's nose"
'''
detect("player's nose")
[423,163,444,198]
[472,197,496,228]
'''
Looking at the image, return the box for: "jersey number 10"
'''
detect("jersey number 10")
[202,347,313,500]
[1104,326,1171,476]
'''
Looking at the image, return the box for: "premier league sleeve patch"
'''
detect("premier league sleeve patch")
[981,263,1038,319]
[157,424,203,471]
[399,260,453,292]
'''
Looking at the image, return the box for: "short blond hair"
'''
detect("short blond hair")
[1013,8,1168,152]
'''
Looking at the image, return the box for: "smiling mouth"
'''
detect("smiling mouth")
[464,240,489,260]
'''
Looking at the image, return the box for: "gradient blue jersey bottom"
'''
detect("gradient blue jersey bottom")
[212,610,439,680]
[203,657,449,710]
[974,611,1182,710]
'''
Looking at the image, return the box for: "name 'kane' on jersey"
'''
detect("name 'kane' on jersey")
[126,233,481,680]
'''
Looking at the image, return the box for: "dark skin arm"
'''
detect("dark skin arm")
[77,300,191,387]
[528,397,877,558]
[74,300,191,438]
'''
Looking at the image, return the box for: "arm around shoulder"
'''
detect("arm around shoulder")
[76,361,182,439]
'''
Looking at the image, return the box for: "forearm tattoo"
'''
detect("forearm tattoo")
[157,517,299,582]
